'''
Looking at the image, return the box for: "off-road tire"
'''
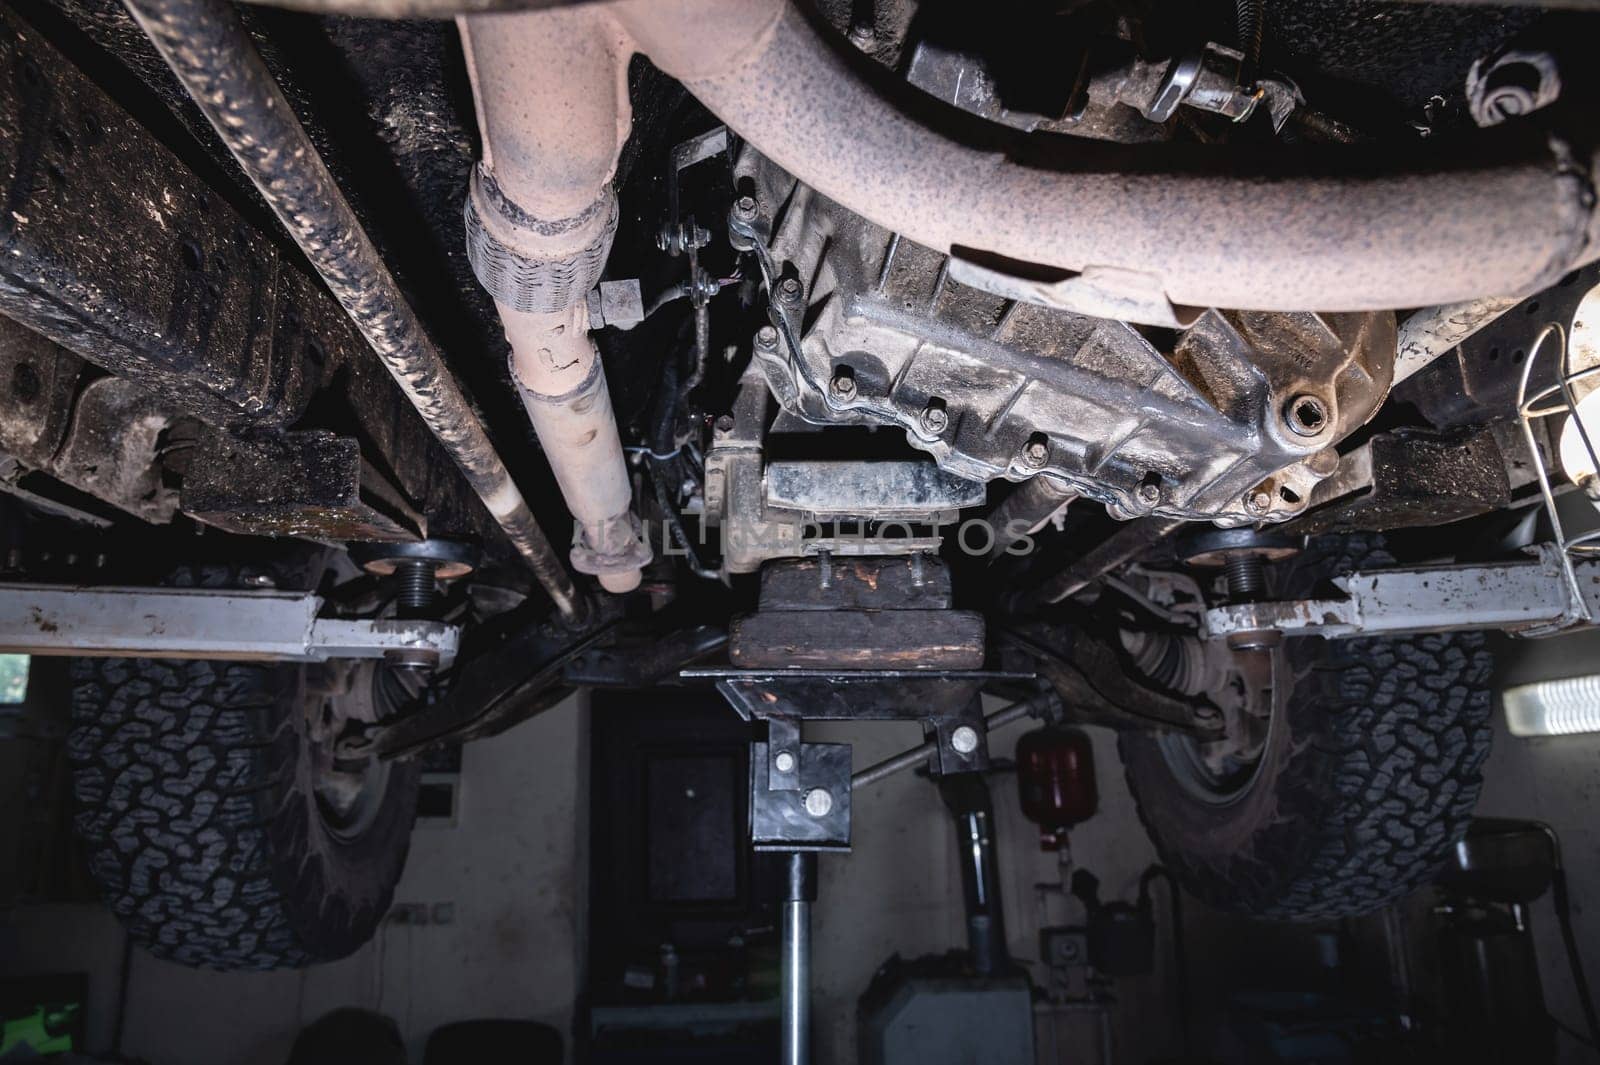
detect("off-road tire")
[1119,534,1495,920]
[68,656,420,969]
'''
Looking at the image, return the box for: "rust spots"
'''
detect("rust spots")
[29,607,58,634]
[537,346,579,373]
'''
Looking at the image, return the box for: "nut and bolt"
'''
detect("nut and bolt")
[714,414,736,434]
[830,370,858,401]
[773,749,796,774]
[754,324,779,352]
[803,787,834,818]
[950,725,980,755]
[1244,488,1273,515]
[1023,437,1050,468]
[1136,482,1162,507]
[920,401,948,434]
[777,276,804,305]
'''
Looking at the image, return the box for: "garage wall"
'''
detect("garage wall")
[1478,628,1600,1065]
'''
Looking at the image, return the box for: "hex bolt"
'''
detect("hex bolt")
[777,276,804,305]
[395,558,441,614]
[920,400,948,434]
[847,22,875,49]
[950,724,980,755]
[774,749,796,774]
[1137,482,1162,507]
[803,787,834,818]
[1244,488,1273,515]
[714,414,736,434]
[732,194,759,222]
[1023,437,1050,468]
[830,369,858,401]
[754,324,779,352]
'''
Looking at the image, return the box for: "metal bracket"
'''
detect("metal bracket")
[690,668,1031,776]
[1203,546,1600,641]
[0,583,459,665]
[751,719,852,851]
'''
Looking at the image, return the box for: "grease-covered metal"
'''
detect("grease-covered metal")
[121,0,584,620]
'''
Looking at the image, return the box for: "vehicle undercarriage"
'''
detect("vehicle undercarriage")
[2,0,1599,1049]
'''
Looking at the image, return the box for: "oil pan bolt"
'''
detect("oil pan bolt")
[1285,394,1330,438]
[754,324,779,352]
[830,368,858,401]
[1244,488,1273,515]
[777,275,804,305]
[920,399,948,434]
[1137,482,1162,507]
[732,194,759,222]
[1023,436,1050,468]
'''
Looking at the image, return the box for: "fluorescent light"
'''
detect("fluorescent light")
[1504,674,1600,737]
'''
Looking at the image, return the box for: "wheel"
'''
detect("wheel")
[1118,534,1495,921]
[68,654,421,969]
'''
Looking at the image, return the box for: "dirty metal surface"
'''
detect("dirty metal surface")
[180,426,420,541]
[763,460,985,522]
[1203,549,1600,640]
[0,582,459,662]
[737,148,1394,527]
[0,318,181,523]
[1294,427,1511,533]
[0,8,482,539]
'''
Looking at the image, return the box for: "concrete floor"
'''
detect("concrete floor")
[5,645,1600,1064]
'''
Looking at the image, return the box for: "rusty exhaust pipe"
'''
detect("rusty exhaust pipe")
[459,9,650,593]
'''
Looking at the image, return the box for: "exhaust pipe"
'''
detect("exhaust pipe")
[469,0,1598,324]
[460,10,649,593]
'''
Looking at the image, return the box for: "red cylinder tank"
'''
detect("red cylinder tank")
[1015,726,1097,850]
